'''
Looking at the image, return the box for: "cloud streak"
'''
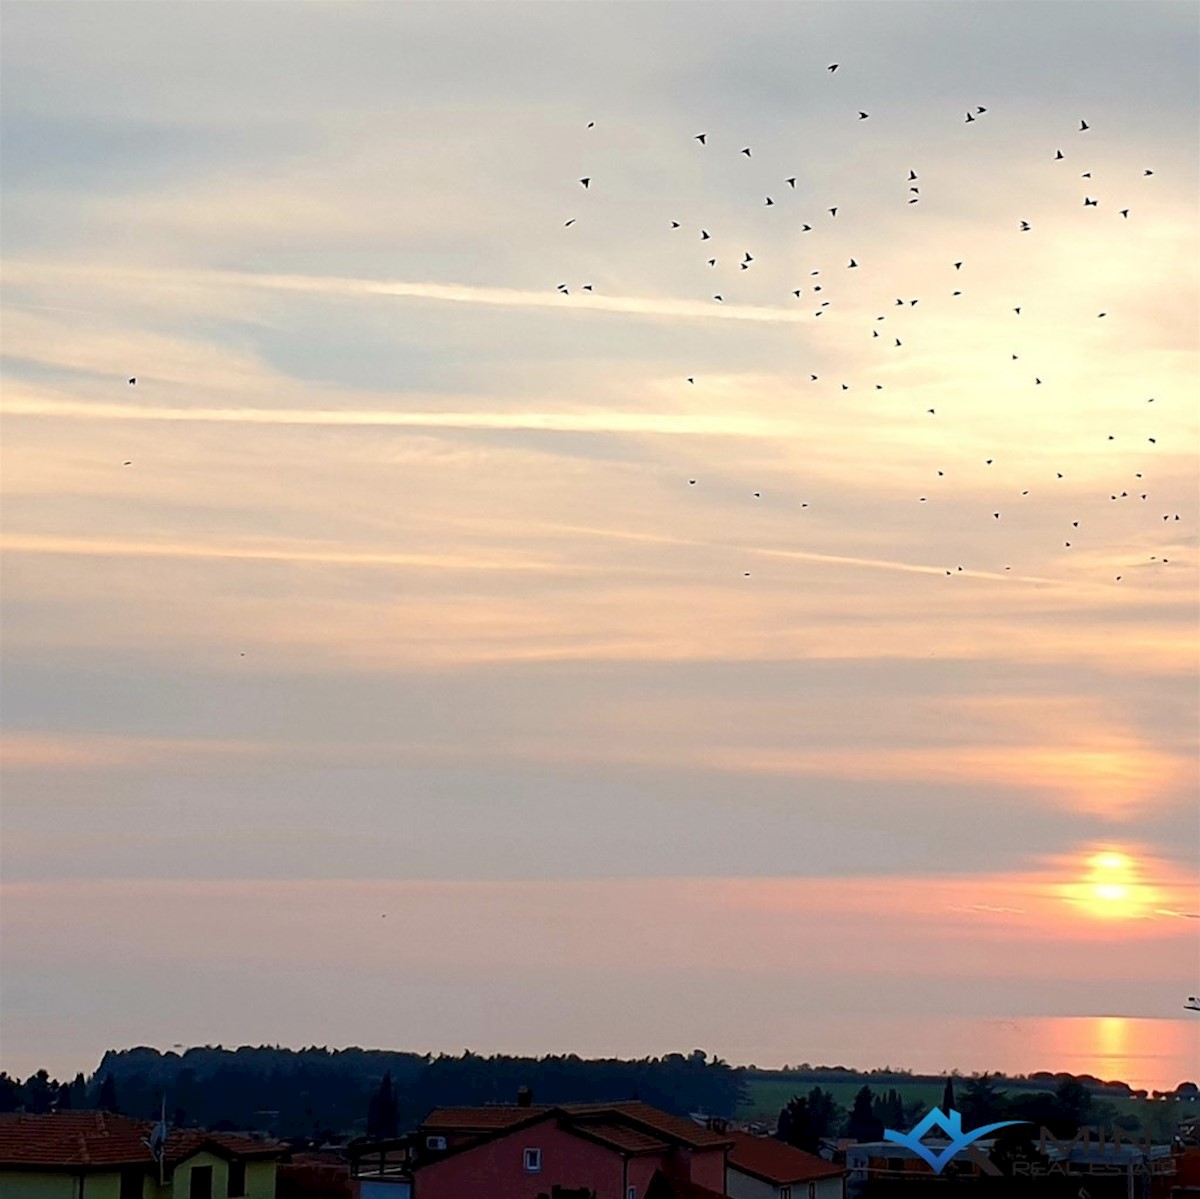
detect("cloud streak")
[1,393,795,438]
[4,264,815,325]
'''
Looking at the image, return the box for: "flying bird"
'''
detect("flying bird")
[695,133,707,144]
[858,111,869,120]
[786,177,796,187]
[127,377,136,384]
[828,63,839,72]
[1055,150,1064,159]
[848,258,857,267]
[564,219,576,226]
[1080,120,1089,130]
[579,177,590,188]
[741,147,752,156]
[828,207,838,216]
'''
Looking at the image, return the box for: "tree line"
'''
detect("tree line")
[774,1073,1146,1153]
[0,1046,744,1140]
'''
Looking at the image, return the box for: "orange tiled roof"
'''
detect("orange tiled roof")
[0,1111,284,1170]
[727,1130,846,1184]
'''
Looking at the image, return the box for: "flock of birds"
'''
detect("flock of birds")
[552,69,1183,584]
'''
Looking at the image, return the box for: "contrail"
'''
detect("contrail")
[1,395,794,438]
[0,533,572,573]
[3,263,813,324]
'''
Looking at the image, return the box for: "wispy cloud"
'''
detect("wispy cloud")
[1,393,794,438]
[4,263,815,325]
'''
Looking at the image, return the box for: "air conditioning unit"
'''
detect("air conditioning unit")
[425,1136,447,1151]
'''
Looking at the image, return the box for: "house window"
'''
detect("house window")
[628,1189,637,1199]
[190,1164,214,1199]
[779,1188,791,1199]
[227,1159,247,1197]
[523,1147,542,1173]
[119,1168,143,1199]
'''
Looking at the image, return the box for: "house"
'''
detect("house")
[351,1099,733,1198]
[844,1139,996,1193]
[725,1132,846,1199]
[0,1109,284,1199]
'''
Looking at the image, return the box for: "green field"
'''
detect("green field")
[737,1075,1172,1134]
[737,1077,948,1121]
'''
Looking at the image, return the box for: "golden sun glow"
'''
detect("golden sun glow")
[1060,850,1161,920]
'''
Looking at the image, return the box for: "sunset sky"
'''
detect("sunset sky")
[2,1,1197,1087]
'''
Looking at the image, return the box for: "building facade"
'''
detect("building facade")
[0,1111,282,1199]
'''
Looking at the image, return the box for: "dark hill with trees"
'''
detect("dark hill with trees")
[1,1047,744,1139]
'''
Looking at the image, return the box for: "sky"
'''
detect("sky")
[1,1,1198,1087]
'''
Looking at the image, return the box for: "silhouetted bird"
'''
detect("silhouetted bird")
[1055,150,1064,160]
[786,177,796,187]
[828,63,839,72]
[741,147,752,156]
[1080,120,1089,130]
[859,112,869,120]
[695,133,707,144]
[128,377,136,384]
[580,177,590,188]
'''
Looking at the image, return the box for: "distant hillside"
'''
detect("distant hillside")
[84,1046,746,1137]
[3,1047,1193,1143]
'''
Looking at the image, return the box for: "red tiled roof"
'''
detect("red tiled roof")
[421,1102,732,1151]
[422,1106,550,1132]
[727,1130,846,1185]
[603,1103,733,1150]
[570,1120,669,1155]
[0,1111,284,1170]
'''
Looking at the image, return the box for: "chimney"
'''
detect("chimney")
[517,1086,533,1108]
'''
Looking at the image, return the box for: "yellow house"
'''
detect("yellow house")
[0,1111,283,1198]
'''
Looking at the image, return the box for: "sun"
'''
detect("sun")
[1060,850,1159,920]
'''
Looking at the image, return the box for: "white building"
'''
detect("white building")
[726,1131,846,1199]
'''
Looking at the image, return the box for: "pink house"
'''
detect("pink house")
[351,1100,734,1199]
